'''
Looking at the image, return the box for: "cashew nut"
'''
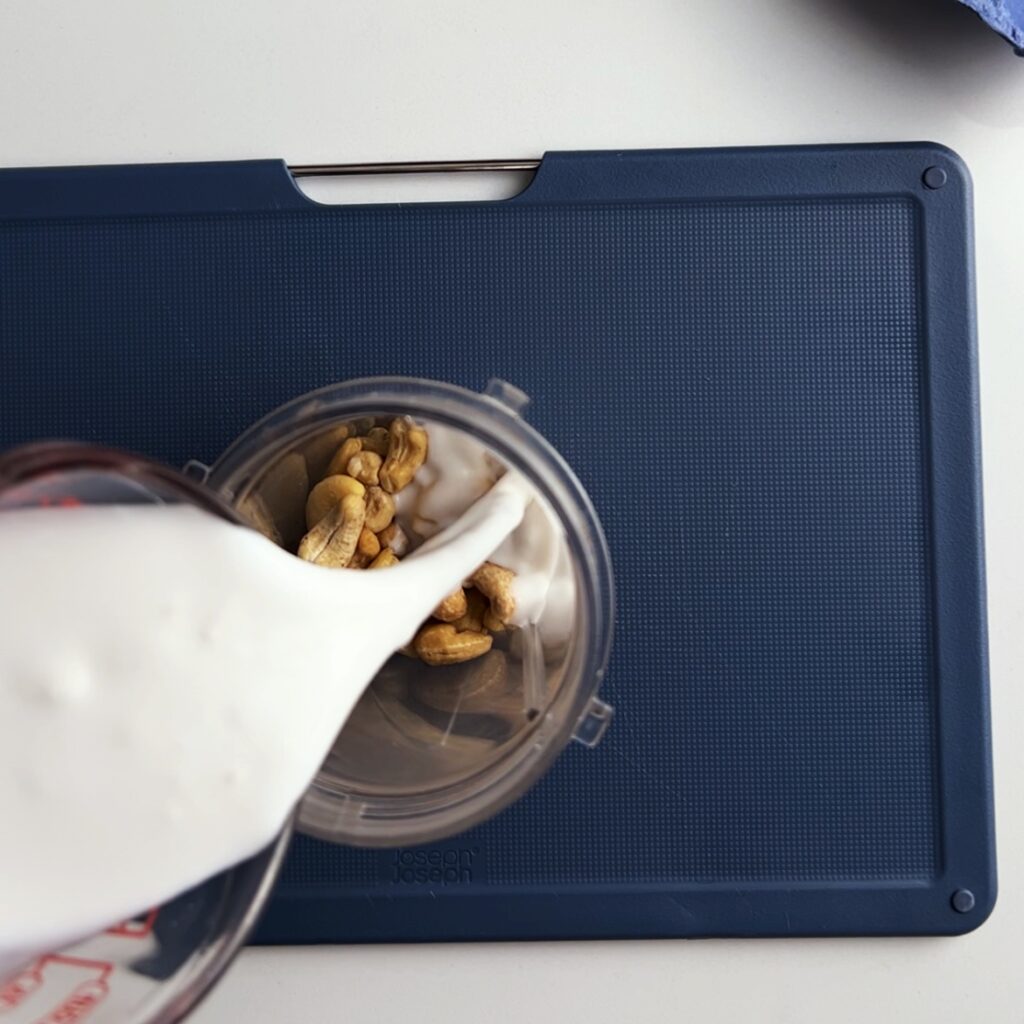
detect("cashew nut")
[297,493,366,568]
[368,548,400,569]
[433,587,468,623]
[380,417,429,494]
[470,562,516,624]
[305,474,365,529]
[364,486,396,532]
[325,437,363,478]
[414,622,493,665]
[347,451,383,487]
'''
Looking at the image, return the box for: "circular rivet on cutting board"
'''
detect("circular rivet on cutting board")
[923,166,948,190]
[951,889,975,913]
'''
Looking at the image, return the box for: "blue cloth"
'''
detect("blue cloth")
[959,0,1024,49]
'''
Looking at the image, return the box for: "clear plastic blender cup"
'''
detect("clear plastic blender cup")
[205,377,616,848]
[0,443,291,1024]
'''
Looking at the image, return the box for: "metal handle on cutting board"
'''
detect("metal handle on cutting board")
[287,158,540,177]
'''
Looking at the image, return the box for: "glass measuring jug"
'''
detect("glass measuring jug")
[0,443,291,1024]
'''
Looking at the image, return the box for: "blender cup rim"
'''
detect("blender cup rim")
[205,375,616,847]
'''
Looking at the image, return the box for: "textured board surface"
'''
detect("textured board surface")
[0,145,993,938]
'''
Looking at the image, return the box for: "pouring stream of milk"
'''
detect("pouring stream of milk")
[0,475,529,974]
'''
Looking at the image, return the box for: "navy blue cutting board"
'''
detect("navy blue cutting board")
[0,144,993,938]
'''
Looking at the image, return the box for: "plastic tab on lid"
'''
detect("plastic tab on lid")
[573,697,614,748]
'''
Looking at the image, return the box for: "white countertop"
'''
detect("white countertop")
[2,1,1022,1020]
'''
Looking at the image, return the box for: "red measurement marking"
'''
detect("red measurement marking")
[31,958,110,984]
[29,979,108,1024]
[0,956,111,1019]
[0,965,44,1012]
[105,907,158,938]
[36,497,83,509]
[0,487,84,510]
